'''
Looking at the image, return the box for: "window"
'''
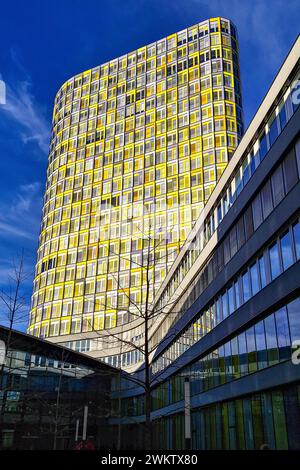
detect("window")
[228,285,235,315]
[283,149,298,192]
[259,132,268,160]
[280,230,294,270]
[255,321,267,370]
[268,114,279,146]
[244,206,254,239]
[278,100,287,130]
[242,271,251,303]
[259,256,267,288]
[275,307,290,360]
[264,314,278,365]
[269,242,281,279]
[292,220,300,259]
[222,292,229,319]
[250,263,259,295]
[261,180,273,219]
[252,194,263,230]
[271,165,285,206]
[287,297,300,342]
[246,326,257,372]
[234,280,240,309]
[296,139,300,175]
[238,332,248,376]
[236,218,245,249]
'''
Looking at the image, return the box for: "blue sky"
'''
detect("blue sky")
[0,0,299,329]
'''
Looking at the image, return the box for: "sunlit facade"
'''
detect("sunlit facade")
[28,17,243,357]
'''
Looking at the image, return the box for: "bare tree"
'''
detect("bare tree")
[0,252,30,447]
[0,251,29,332]
[84,230,185,450]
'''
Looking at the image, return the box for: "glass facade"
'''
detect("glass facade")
[152,137,300,372]
[114,296,300,449]
[28,17,243,346]
[151,67,300,346]
[100,136,300,367]
[0,330,115,449]
[151,383,300,450]
[152,211,300,372]
[149,134,300,364]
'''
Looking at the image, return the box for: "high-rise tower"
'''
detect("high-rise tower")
[28,17,243,367]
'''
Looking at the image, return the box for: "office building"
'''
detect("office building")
[112,35,300,450]
[28,17,243,369]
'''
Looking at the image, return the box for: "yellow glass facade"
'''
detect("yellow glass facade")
[28,17,243,345]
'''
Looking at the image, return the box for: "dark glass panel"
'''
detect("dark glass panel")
[231,336,240,379]
[228,284,235,315]
[252,193,263,231]
[278,100,287,130]
[287,297,300,343]
[272,391,288,449]
[250,262,259,295]
[238,332,248,376]
[275,306,291,360]
[264,313,279,365]
[269,242,281,279]
[283,148,298,193]
[222,292,229,319]
[244,206,254,239]
[268,114,279,146]
[259,132,268,160]
[259,255,267,288]
[280,230,294,270]
[242,270,251,302]
[246,326,257,373]
[271,164,285,206]
[255,320,268,369]
[292,220,300,260]
[261,180,273,220]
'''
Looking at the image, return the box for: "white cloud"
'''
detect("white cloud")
[0,181,42,241]
[2,80,50,155]
[0,221,36,241]
[12,182,42,214]
[179,0,299,69]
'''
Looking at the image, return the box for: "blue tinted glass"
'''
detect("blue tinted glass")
[264,314,278,349]
[222,292,229,319]
[250,263,259,295]
[280,231,294,270]
[269,243,281,279]
[291,81,300,112]
[255,321,266,351]
[242,271,251,302]
[238,332,248,376]
[250,154,256,174]
[246,326,256,352]
[275,307,290,348]
[259,133,268,160]
[228,285,235,314]
[235,280,240,308]
[235,173,243,197]
[216,298,222,324]
[210,304,216,329]
[259,256,267,288]
[279,102,287,129]
[293,221,300,260]
[255,320,268,369]
[238,332,247,354]
[268,117,279,146]
[287,297,300,342]
[217,204,222,223]
[243,162,251,185]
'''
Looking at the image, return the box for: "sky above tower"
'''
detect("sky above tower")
[0,0,299,329]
